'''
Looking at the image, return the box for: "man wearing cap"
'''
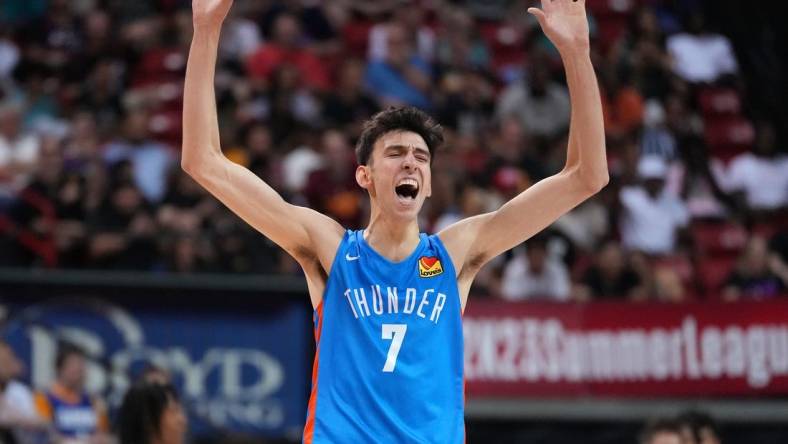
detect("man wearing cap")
[620,156,689,256]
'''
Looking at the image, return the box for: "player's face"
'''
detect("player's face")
[358,131,432,221]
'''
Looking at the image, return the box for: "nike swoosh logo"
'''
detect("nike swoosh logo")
[345,253,360,261]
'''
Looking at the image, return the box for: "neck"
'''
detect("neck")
[364,207,421,262]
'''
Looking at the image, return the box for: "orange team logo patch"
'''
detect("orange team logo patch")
[418,256,443,278]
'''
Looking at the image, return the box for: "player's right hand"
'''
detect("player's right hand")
[192,0,233,30]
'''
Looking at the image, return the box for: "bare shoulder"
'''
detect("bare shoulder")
[437,212,494,280]
[289,206,345,309]
[291,205,345,273]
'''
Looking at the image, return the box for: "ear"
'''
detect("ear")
[355,165,371,190]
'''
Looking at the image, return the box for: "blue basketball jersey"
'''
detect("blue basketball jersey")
[303,229,465,443]
[40,389,99,438]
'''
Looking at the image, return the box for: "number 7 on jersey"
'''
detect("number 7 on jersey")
[381,324,407,372]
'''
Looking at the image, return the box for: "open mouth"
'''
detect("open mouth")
[395,179,419,201]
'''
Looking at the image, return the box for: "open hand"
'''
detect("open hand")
[192,0,233,30]
[528,0,590,56]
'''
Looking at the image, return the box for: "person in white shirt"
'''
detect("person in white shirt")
[0,102,40,197]
[620,156,690,255]
[723,123,788,212]
[666,12,738,84]
[501,233,571,301]
[0,340,48,444]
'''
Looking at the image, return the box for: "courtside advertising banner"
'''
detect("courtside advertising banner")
[2,299,310,438]
[464,300,788,397]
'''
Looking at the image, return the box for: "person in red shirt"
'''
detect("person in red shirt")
[246,12,331,91]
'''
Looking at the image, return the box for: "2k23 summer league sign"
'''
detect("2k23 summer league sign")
[3,299,309,437]
[463,300,788,397]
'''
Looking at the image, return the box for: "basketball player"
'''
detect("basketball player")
[184,1,607,442]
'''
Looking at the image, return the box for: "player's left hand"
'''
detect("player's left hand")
[528,0,590,56]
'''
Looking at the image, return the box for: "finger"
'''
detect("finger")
[540,0,553,12]
[527,7,547,27]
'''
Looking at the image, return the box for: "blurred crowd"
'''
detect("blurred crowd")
[0,0,786,302]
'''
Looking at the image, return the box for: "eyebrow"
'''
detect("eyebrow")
[383,144,431,158]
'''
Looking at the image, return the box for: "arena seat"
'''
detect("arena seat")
[697,87,742,119]
[697,256,737,296]
[690,221,748,255]
[703,117,755,162]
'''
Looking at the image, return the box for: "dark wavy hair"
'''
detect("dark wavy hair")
[117,382,179,444]
[355,107,444,166]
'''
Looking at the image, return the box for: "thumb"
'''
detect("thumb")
[527,7,546,27]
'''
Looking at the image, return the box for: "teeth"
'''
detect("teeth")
[397,178,418,188]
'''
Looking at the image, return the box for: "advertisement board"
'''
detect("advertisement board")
[3,298,310,438]
[464,300,788,397]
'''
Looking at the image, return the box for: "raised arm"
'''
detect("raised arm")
[440,0,608,304]
[182,0,343,293]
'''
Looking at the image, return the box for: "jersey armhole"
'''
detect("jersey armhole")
[317,229,354,311]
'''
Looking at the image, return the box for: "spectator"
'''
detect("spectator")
[552,197,610,252]
[723,122,788,213]
[435,70,495,136]
[246,12,331,91]
[620,156,690,255]
[500,233,571,301]
[157,170,214,237]
[218,2,263,62]
[103,108,175,204]
[87,178,157,270]
[677,410,722,444]
[640,100,676,161]
[0,29,19,80]
[365,23,433,110]
[723,235,786,301]
[612,7,673,100]
[34,343,111,444]
[117,381,186,444]
[483,116,546,189]
[321,59,380,133]
[666,11,738,84]
[137,365,172,386]
[495,52,570,143]
[0,101,40,197]
[640,418,682,444]
[599,64,644,141]
[367,4,435,63]
[577,240,646,301]
[4,134,91,268]
[434,7,490,72]
[652,265,689,303]
[303,129,362,228]
[769,229,788,287]
[0,340,48,444]
[676,135,733,220]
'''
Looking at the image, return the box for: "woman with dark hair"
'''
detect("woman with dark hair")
[116,382,186,444]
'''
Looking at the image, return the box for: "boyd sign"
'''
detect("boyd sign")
[3,299,310,437]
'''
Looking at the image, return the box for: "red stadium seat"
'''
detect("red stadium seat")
[148,109,182,147]
[697,256,737,297]
[342,19,374,57]
[698,88,742,118]
[478,22,526,76]
[691,221,748,255]
[704,117,755,162]
[585,0,635,53]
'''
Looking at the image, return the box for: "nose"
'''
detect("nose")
[402,150,416,170]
